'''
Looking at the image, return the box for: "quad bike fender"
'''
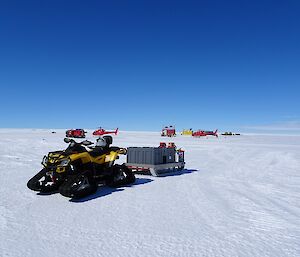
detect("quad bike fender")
[105,151,119,162]
[69,152,91,164]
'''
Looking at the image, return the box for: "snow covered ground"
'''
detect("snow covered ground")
[0,129,299,257]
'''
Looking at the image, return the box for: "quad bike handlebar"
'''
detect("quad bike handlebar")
[63,138,93,154]
[63,137,127,155]
[64,137,93,146]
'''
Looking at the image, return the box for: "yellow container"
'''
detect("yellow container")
[181,129,193,136]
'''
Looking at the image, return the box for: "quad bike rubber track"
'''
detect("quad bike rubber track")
[27,169,62,193]
[106,164,136,187]
[59,173,97,199]
[59,165,135,198]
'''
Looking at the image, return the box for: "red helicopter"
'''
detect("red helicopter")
[92,127,119,136]
[192,129,218,138]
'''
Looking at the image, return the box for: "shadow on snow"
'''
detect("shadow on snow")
[36,169,197,202]
[70,177,153,203]
[155,169,198,178]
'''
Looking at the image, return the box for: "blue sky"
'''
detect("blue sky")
[0,0,299,132]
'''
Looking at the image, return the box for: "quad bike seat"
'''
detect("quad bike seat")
[109,146,120,151]
[103,135,113,145]
[102,136,120,151]
[89,136,119,157]
[64,144,87,154]
[88,146,121,157]
[89,146,111,157]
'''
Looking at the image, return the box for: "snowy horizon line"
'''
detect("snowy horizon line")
[0,128,300,136]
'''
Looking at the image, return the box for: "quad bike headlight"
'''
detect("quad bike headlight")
[59,158,70,167]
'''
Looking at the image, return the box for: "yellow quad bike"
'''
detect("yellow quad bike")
[27,136,135,198]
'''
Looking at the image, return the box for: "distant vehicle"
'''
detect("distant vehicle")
[222,132,241,136]
[181,129,193,136]
[192,129,218,138]
[65,129,86,138]
[93,127,119,136]
[161,125,176,137]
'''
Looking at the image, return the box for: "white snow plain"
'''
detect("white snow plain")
[0,129,299,257]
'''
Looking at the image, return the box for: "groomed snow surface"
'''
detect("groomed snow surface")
[0,129,299,257]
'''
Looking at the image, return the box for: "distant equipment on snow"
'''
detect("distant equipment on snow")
[92,127,119,136]
[161,125,176,137]
[221,132,241,136]
[181,128,193,136]
[65,129,86,138]
[192,129,218,138]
